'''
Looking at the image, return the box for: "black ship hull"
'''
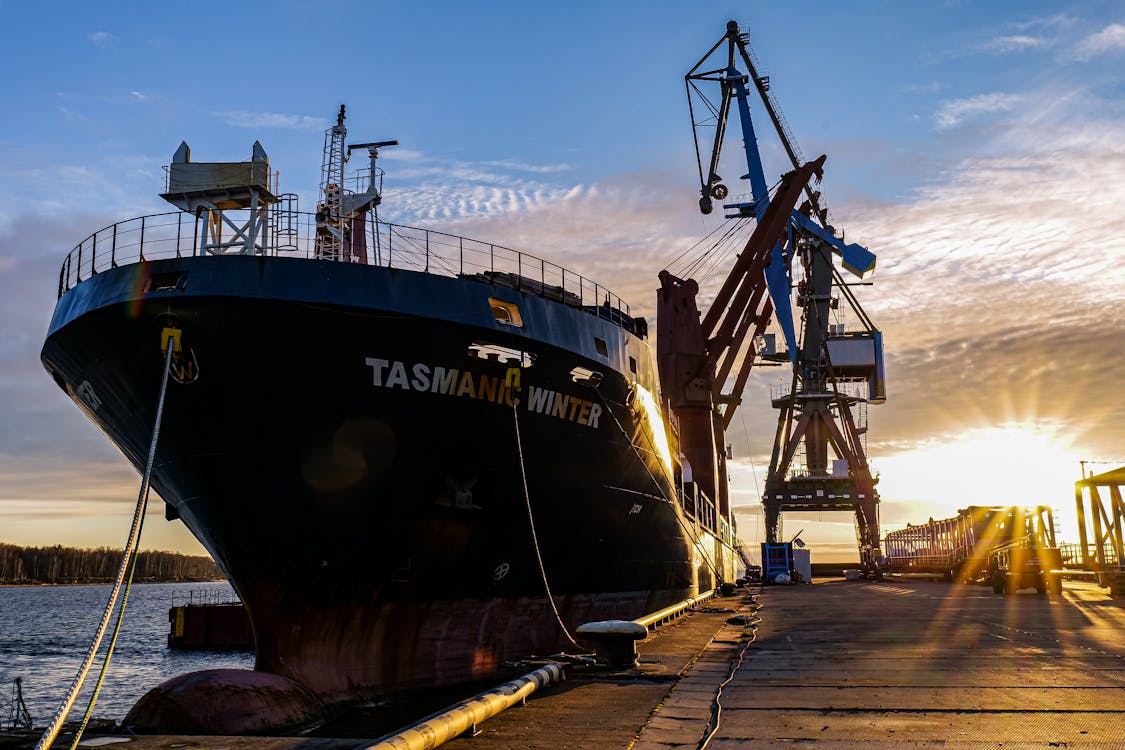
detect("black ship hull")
[43,255,734,728]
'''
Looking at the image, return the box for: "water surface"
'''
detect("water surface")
[0,581,252,725]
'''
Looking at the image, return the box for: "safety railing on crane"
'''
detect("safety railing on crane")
[1058,541,1121,569]
[56,209,635,330]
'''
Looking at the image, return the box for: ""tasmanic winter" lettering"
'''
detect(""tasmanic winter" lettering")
[364,357,602,428]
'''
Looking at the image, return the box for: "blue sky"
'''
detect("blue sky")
[5,1,1118,215]
[2,1,1124,558]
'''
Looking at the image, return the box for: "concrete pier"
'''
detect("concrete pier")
[446,579,1125,749]
[11,579,1123,750]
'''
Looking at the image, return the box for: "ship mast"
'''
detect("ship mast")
[315,105,398,264]
[315,106,348,261]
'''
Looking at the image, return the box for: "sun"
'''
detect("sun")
[875,420,1084,540]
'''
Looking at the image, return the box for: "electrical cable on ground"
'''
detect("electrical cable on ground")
[511,399,583,652]
[697,584,762,750]
[35,337,175,750]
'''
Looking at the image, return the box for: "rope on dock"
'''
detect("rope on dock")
[35,336,176,750]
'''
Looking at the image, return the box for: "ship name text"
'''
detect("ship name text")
[364,358,602,428]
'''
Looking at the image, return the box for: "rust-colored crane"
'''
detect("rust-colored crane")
[658,157,825,521]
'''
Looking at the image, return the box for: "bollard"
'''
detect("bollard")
[575,620,649,667]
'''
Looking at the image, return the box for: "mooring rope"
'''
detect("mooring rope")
[510,399,582,651]
[67,509,148,750]
[36,337,175,750]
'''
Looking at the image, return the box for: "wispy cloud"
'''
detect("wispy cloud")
[934,92,1022,129]
[129,90,146,102]
[925,14,1073,62]
[87,31,115,46]
[55,106,88,124]
[218,110,329,130]
[983,34,1051,54]
[377,151,582,226]
[0,459,142,512]
[1074,22,1125,61]
[1010,14,1076,32]
[477,159,572,174]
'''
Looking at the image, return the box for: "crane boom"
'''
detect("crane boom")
[657,157,826,519]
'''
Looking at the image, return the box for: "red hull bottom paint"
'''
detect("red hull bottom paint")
[259,590,674,700]
[126,589,677,734]
[124,670,322,735]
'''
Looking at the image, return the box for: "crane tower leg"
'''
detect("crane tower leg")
[762,242,882,573]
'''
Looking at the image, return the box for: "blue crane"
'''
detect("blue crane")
[660,20,888,573]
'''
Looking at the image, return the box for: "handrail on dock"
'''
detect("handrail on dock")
[576,588,720,667]
[634,588,716,630]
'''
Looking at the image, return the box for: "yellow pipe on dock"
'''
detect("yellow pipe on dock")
[634,588,716,629]
[365,662,564,750]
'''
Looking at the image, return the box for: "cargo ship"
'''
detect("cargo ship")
[40,107,739,732]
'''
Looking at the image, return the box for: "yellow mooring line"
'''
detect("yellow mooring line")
[35,336,176,750]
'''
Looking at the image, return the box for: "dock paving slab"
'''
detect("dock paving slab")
[436,594,747,750]
[708,579,1125,748]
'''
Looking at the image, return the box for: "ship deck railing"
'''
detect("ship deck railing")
[57,209,634,329]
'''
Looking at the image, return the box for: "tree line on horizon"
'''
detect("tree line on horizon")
[0,543,222,584]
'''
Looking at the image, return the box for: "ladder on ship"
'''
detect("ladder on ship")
[315,106,348,260]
